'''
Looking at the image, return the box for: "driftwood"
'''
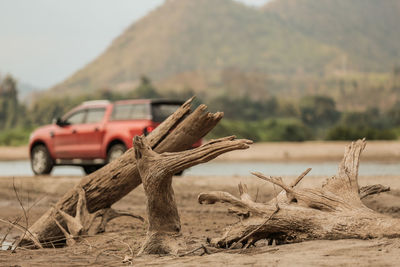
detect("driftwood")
[52,188,143,246]
[199,139,398,248]
[24,97,223,246]
[134,135,252,255]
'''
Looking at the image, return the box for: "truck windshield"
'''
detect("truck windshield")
[151,103,181,122]
[111,103,150,121]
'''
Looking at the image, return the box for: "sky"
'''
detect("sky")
[0,0,270,89]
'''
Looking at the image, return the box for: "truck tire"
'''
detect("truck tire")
[107,144,127,163]
[31,144,53,175]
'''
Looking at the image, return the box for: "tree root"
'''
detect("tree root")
[199,139,399,249]
[53,188,143,246]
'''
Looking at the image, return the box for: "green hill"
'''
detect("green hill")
[264,0,400,72]
[50,0,341,96]
[49,0,400,100]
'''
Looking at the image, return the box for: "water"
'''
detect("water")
[0,160,84,176]
[186,161,400,176]
[1,160,400,177]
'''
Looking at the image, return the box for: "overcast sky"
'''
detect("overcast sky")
[0,0,269,89]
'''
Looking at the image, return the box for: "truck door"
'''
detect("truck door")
[75,107,106,158]
[53,109,87,159]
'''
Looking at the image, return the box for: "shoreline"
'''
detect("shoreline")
[2,140,400,162]
[0,146,29,161]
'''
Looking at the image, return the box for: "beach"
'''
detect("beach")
[1,142,400,266]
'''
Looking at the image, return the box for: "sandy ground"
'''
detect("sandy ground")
[216,140,400,162]
[0,146,29,161]
[1,174,400,266]
[3,140,400,162]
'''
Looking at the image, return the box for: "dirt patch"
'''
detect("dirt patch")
[216,140,400,162]
[0,146,28,161]
[4,140,400,162]
[1,175,400,266]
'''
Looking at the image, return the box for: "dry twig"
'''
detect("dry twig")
[178,244,210,257]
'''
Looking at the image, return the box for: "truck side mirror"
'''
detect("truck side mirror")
[54,117,67,127]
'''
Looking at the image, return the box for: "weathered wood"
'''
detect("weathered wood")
[51,188,143,246]
[134,135,252,255]
[25,97,223,245]
[199,139,399,248]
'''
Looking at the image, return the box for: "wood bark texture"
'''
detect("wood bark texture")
[25,97,223,246]
[134,135,252,255]
[52,188,144,246]
[198,139,399,249]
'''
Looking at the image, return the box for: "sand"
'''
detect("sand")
[0,146,29,161]
[1,141,400,266]
[1,174,400,266]
[4,140,400,162]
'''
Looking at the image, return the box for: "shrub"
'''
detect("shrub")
[326,125,397,140]
[208,118,313,142]
[0,127,32,146]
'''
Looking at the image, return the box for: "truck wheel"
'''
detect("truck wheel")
[107,144,127,163]
[82,165,103,175]
[31,144,53,175]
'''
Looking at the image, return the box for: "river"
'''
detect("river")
[1,160,400,177]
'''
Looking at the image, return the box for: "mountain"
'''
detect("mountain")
[50,0,341,96]
[49,0,400,99]
[18,82,43,102]
[264,0,400,72]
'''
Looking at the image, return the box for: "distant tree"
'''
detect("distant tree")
[208,95,279,121]
[131,76,161,99]
[388,102,400,126]
[0,75,19,129]
[299,96,340,128]
[326,125,396,141]
[341,108,390,130]
[392,65,400,91]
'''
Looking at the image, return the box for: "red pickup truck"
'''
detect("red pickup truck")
[29,99,199,175]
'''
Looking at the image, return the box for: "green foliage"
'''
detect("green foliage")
[299,96,340,128]
[325,108,398,140]
[209,118,312,142]
[0,127,32,146]
[340,108,392,130]
[208,96,279,121]
[4,71,400,146]
[128,76,161,99]
[257,118,313,142]
[0,75,21,129]
[29,96,83,125]
[388,102,400,126]
[326,126,396,141]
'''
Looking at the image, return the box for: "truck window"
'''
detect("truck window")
[64,110,86,125]
[151,104,181,122]
[86,108,106,123]
[111,104,150,120]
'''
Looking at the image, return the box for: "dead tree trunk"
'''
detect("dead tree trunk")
[199,139,400,249]
[25,97,223,246]
[134,135,252,255]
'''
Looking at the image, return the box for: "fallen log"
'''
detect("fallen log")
[199,139,399,248]
[134,135,252,255]
[24,97,223,246]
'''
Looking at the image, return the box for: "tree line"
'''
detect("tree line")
[1,75,400,145]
